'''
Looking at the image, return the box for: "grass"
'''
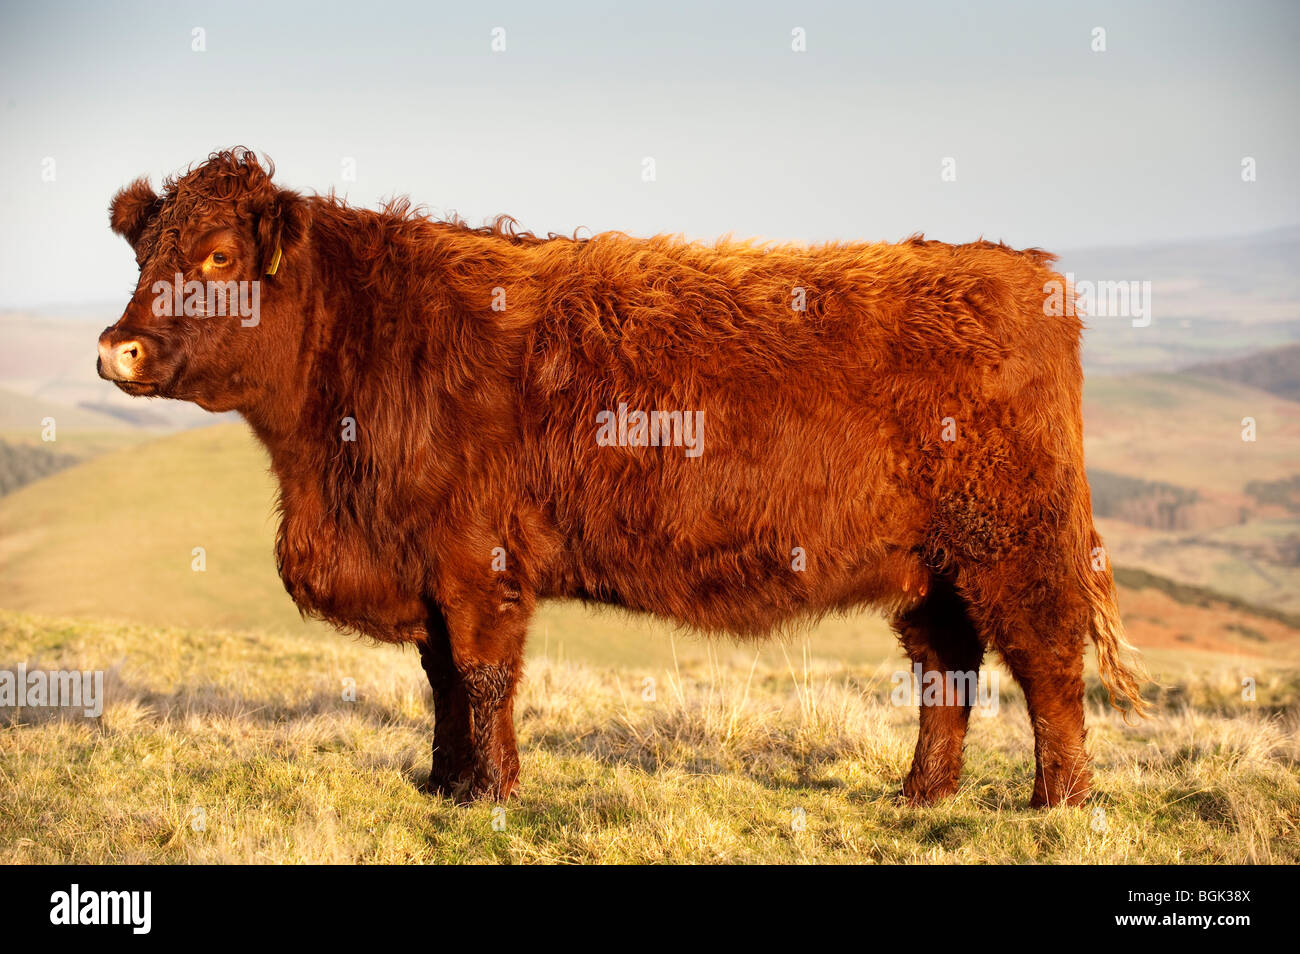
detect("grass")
[0,424,309,634]
[2,610,1297,864]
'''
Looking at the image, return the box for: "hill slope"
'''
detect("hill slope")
[0,386,133,434]
[0,424,309,635]
[1082,371,1300,494]
[1082,369,1300,616]
[1,610,1295,863]
[1188,343,1300,403]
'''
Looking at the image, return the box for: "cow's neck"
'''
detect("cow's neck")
[240,280,326,464]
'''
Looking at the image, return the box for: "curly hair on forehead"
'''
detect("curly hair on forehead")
[163,146,276,203]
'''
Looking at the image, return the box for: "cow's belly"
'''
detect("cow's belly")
[544,441,929,634]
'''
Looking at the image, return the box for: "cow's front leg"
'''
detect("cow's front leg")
[436,586,531,803]
[417,608,476,796]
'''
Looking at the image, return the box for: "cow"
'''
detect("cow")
[98,148,1147,807]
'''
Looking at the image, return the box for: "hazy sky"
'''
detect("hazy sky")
[1,0,1297,307]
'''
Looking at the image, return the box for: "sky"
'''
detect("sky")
[0,0,1297,307]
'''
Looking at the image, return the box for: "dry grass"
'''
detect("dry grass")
[1,610,1297,864]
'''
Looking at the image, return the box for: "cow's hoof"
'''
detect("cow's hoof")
[1028,784,1091,809]
[423,763,472,798]
[900,771,959,806]
[421,774,453,797]
[447,764,518,804]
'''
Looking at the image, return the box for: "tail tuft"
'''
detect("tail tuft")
[1083,542,1151,720]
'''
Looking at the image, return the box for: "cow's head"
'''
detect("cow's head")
[98,148,310,413]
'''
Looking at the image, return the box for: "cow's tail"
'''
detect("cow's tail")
[1081,526,1150,720]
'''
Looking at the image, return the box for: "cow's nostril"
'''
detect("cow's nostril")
[112,339,145,377]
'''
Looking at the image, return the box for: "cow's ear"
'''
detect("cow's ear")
[109,178,162,249]
[255,189,311,279]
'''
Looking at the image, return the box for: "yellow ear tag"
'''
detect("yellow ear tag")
[266,245,283,277]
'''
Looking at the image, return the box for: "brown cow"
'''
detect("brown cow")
[99,148,1147,807]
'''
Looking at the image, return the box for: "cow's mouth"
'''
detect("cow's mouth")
[114,379,160,397]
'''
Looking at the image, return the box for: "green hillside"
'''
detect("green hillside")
[0,423,310,633]
[1081,370,1300,615]
[0,388,167,470]
[1,609,1294,864]
[1082,372,1300,494]
[0,386,132,433]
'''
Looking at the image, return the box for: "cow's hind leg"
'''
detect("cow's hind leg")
[417,609,476,796]
[893,577,985,805]
[961,558,1092,808]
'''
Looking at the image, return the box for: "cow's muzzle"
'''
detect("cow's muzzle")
[97,334,146,383]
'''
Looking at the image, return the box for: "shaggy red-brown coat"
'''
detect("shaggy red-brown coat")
[99,149,1146,805]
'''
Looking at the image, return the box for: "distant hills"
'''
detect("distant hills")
[0,311,229,432]
[1053,226,1298,375]
[0,386,131,433]
[0,439,77,496]
[1187,342,1300,403]
[74,400,174,428]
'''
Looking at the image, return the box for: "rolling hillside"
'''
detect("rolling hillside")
[0,310,225,431]
[1082,369,1300,616]
[0,424,331,637]
[1082,372,1300,494]
[0,386,164,474]
[0,386,130,433]
[1190,342,1300,403]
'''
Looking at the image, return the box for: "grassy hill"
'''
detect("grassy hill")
[1189,342,1300,403]
[0,439,78,496]
[1082,371,1300,494]
[1,610,1296,864]
[0,424,312,635]
[0,387,165,473]
[0,386,131,433]
[0,311,225,431]
[1082,369,1300,616]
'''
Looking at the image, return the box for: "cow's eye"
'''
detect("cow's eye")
[202,250,231,270]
